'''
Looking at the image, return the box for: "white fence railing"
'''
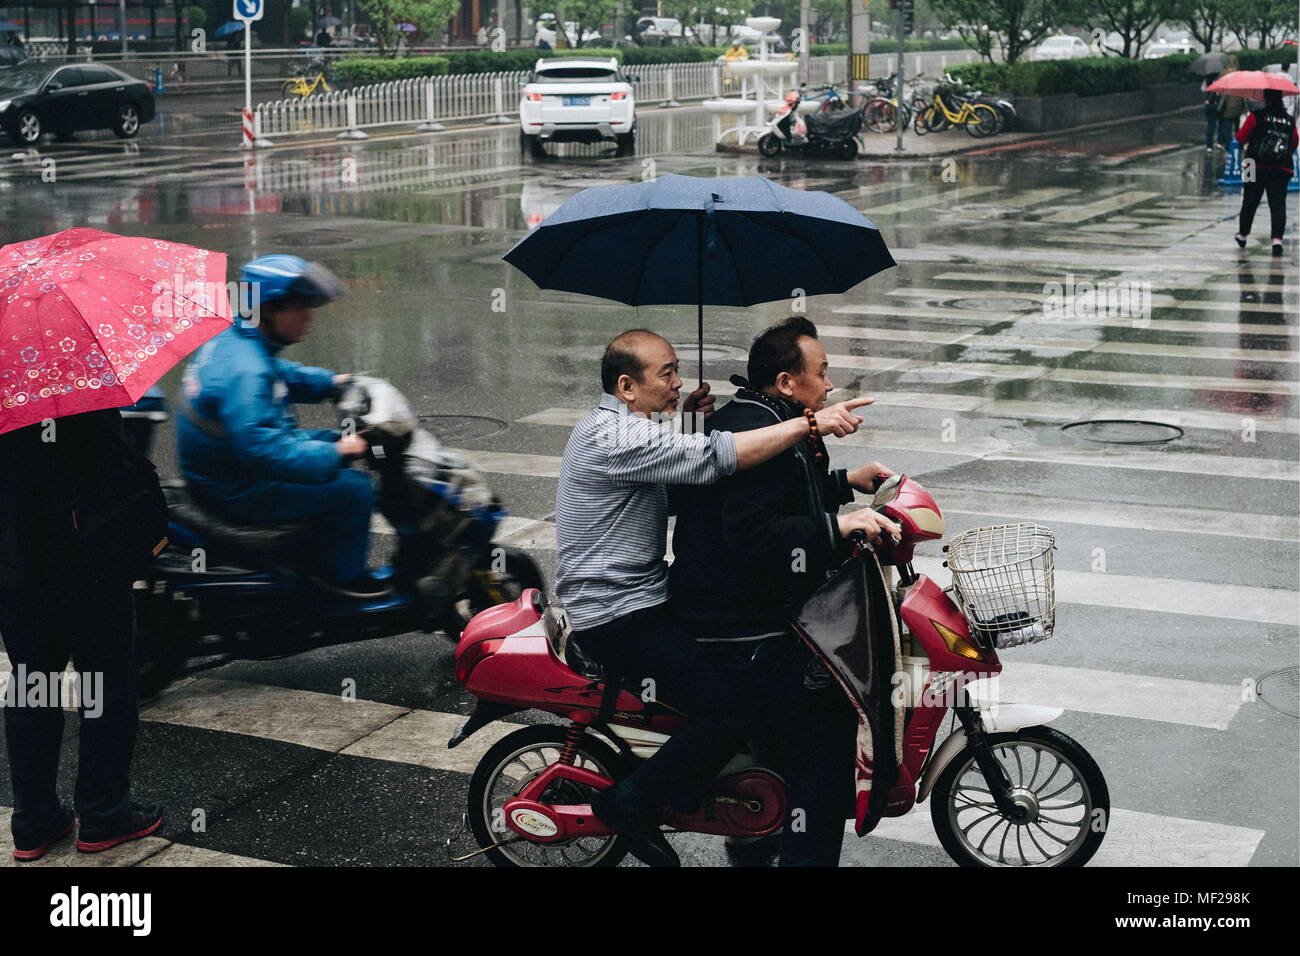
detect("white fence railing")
[253,50,977,143]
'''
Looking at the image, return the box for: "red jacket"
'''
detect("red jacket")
[1236,110,1298,174]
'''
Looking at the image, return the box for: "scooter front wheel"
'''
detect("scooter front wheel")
[930,725,1109,867]
[757,133,783,157]
[467,725,630,868]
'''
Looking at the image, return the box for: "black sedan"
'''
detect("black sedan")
[0,62,155,144]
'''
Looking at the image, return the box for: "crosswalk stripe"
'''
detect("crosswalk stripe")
[886,287,1296,316]
[932,271,1300,296]
[890,358,1300,397]
[1039,190,1162,223]
[134,679,1263,865]
[983,186,1080,208]
[859,807,1264,867]
[863,185,1005,216]
[924,485,1298,542]
[911,556,1299,627]
[970,662,1243,730]
[514,408,1014,458]
[832,303,1295,337]
[818,323,1298,364]
[508,407,1299,481]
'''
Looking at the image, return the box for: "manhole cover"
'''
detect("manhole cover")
[676,342,748,362]
[417,415,508,443]
[274,232,354,247]
[1061,419,1184,445]
[1256,667,1299,717]
[948,296,1040,313]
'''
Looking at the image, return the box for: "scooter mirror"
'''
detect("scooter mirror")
[872,473,903,507]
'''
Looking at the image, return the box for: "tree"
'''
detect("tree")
[1167,0,1223,53]
[1220,0,1295,51]
[930,0,1063,63]
[1086,0,1177,58]
[356,0,461,55]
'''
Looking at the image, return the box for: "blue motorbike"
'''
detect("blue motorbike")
[123,377,545,697]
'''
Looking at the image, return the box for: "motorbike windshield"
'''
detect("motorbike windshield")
[791,548,904,836]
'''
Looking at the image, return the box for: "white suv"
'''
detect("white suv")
[519,58,636,157]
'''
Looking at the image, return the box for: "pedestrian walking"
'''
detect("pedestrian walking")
[1234,89,1298,257]
[0,411,169,860]
[1202,74,1232,151]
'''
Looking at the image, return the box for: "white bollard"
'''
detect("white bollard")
[417,77,445,131]
[664,68,682,108]
[486,75,513,124]
[337,94,369,140]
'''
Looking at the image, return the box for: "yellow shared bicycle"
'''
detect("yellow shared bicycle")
[913,86,998,138]
[282,70,331,99]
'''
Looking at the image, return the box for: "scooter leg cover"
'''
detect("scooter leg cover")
[792,551,904,837]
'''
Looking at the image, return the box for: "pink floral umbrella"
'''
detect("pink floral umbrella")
[0,227,233,436]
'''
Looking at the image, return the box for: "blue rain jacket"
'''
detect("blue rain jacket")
[177,323,343,513]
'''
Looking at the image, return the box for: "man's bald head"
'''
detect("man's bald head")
[600,329,683,415]
[600,329,669,395]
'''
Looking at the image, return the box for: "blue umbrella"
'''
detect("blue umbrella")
[214,21,247,38]
[503,173,894,380]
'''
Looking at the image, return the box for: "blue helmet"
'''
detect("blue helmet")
[238,255,346,308]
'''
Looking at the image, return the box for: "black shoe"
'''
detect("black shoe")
[1235,234,1247,249]
[76,804,164,853]
[314,572,392,599]
[591,785,680,868]
[12,809,75,861]
[1272,242,1283,257]
[724,831,781,867]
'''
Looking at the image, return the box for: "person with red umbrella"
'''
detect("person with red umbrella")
[0,228,232,859]
[1208,69,1299,257]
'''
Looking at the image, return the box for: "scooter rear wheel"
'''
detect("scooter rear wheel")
[929,725,1109,867]
[467,725,630,868]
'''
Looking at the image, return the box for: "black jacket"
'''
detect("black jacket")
[669,388,854,641]
[0,410,168,587]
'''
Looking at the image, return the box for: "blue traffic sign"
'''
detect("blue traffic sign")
[233,0,264,22]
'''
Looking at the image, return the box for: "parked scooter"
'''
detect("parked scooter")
[124,377,544,697]
[758,91,863,160]
[446,475,1108,867]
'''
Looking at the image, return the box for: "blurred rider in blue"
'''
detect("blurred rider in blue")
[176,255,388,599]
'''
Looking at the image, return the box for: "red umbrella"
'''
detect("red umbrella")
[0,227,232,436]
[1206,69,1299,99]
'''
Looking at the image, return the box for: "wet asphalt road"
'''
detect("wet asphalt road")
[0,102,1297,868]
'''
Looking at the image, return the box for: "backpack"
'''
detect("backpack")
[1258,124,1291,163]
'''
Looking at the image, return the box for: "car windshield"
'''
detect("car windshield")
[533,68,618,83]
[0,65,51,93]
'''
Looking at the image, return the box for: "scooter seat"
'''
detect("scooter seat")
[542,602,604,680]
[163,481,311,556]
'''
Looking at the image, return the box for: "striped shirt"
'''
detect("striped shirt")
[555,393,738,631]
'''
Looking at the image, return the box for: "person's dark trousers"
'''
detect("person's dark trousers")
[1239,170,1291,240]
[0,565,139,846]
[1218,118,1234,149]
[1204,105,1219,149]
[573,603,768,812]
[707,636,858,867]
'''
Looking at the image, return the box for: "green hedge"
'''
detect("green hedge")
[810,37,973,56]
[334,56,451,83]
[950,48,1297,98]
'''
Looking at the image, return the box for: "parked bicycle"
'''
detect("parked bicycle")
[914,83,999,137]
[283,57,332,98]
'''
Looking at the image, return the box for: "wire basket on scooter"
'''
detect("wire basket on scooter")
[945,523,1056,649]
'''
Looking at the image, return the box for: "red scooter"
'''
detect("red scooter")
[447,476,1109,867]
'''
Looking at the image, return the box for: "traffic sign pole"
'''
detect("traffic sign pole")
[233,0,265,150]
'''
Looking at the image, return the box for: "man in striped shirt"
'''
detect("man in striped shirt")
[555,329,872,866]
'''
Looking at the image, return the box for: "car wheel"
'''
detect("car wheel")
[112,103,141,138]
[616,131,635,156]
[14,109,41,144]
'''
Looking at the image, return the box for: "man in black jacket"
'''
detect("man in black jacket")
[0,410,168,859]
[670,316,900,866]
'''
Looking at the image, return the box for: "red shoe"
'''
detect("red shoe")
[12,815,76,862]
[76,804,165,853]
